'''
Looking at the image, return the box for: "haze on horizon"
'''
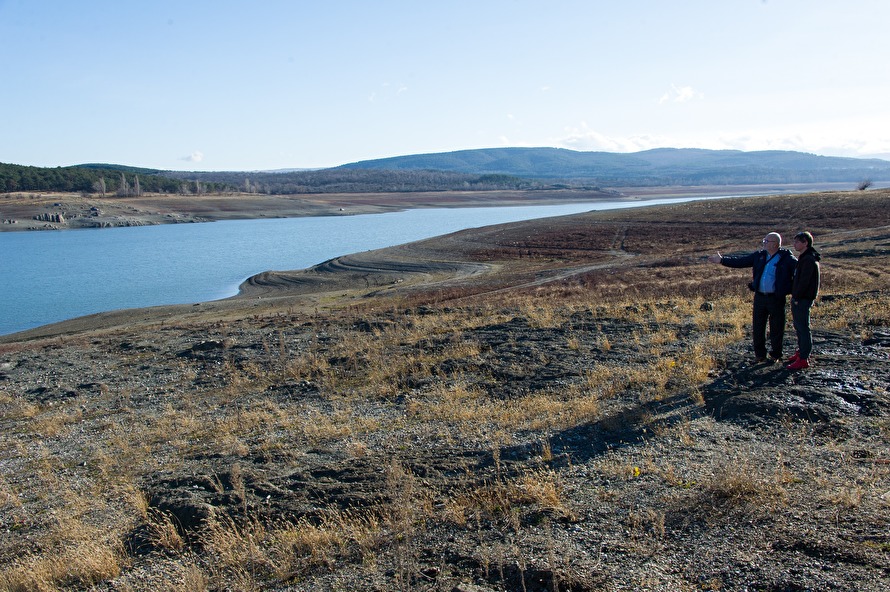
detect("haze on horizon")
[1,0,888,172]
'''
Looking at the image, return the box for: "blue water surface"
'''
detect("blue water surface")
[0,197,721,335]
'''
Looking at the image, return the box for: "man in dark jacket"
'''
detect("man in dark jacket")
[708,232,797,363]
[786,231,821,370]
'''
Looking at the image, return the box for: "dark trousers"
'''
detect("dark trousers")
[752,292,787,359]
[791,298,814,359]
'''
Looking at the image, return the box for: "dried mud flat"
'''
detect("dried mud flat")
[1,190,888,591]
[0,188,623,232]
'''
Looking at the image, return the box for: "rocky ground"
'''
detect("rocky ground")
[0,190,888,591]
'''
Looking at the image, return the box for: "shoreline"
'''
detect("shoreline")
[0,182,873,232]
[2,185,886,342]
[2,186,887,345]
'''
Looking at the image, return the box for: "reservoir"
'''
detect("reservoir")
[1,197,720,336]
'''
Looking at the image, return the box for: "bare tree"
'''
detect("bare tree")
[857,179,873,191]
[93,176,107,196]
[116,173,130,197]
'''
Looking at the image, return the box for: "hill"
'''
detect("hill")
[160,167,544,194]
[5,148,890,195]
[0,162,226,195]
[337,147,890,186]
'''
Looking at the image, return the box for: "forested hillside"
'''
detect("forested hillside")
[338,147,890,186]
[1,163,544,195]
[4,147,889,194]
[161,168,545,194]
[0,163,226,195]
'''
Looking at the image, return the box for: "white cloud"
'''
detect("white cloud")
[370,82,407,102]
[552,122,890,159]
[557,123,669,153]
[181,151,204,163]
[710,121,890,158]
[659,84,703,104]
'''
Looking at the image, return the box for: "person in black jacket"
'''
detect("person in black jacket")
[708,232,797,363]
[786,231,821,370]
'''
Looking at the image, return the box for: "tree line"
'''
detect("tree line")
[1,162,546,195]
[162,169,545,194]
[0,163,227,195]
[4,149,887,195]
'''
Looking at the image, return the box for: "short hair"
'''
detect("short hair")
[794,231,814,247]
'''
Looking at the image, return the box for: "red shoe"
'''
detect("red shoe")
[786,351,800,364]
[786,358,810,370]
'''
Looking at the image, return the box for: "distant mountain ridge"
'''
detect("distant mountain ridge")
[336,147,890,186]
[4,148,890,194]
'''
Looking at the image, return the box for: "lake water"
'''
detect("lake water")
[0,197,722,336]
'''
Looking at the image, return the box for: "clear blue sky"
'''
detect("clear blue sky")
[2,0,888,171]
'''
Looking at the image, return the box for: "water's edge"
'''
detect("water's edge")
[0,193,766,335]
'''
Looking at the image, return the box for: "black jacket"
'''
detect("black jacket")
[791,247,821,300]
[720,248,797,296]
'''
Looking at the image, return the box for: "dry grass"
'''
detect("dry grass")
[1,284,878,590]
[705,459,790,506]
[0,286,871,589]
[1,535,123,592]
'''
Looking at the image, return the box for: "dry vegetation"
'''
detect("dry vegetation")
[1,190,888,591]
